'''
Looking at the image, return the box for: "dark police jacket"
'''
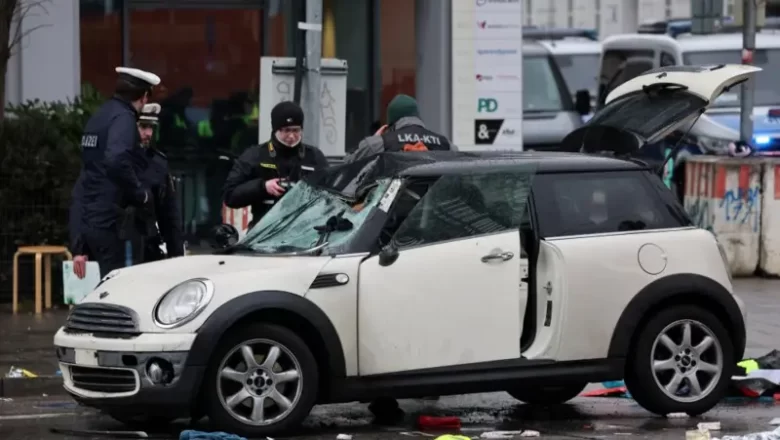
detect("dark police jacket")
[222,140,328,228]
[140,147,185,260]
[75,97,149,231]
[344,116,454,164]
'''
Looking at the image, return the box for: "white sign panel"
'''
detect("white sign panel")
[452,0,524,151]
[258,57,348,157]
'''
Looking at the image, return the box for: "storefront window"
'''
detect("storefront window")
[128,6,264,246]
[379,0,416,122]
[80,0,123,98]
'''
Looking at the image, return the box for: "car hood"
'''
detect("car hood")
[77,255,332,332]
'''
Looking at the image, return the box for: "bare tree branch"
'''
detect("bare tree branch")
[7,0,51,55]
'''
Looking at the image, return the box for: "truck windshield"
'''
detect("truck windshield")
[523,56,572,112]
[554,53,600,98]
[239,179,393,255]
[683,49,780,107]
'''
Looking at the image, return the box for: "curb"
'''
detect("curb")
[0,376,66,398]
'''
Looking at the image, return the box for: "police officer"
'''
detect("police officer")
[70,66,161,277]
[345,94,454,164]
[136,103,185,263]
[222,101,328,228]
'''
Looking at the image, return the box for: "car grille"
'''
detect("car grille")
[64,303,139,337]
[69,366,137,393]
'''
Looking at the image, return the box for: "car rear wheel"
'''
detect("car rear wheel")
[203,323,319,437]
[507,383,587,405]
[625,305,733,416]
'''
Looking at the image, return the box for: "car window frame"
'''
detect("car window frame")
[388,170,537,252]
[532,169,690,239]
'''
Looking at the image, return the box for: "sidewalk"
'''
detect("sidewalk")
[0,279,778,398]
[0,304,68,397]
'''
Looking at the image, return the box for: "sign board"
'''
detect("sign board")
[62,261,100,305]
[258,57,348,157]
[451,0,524,151]
[732,0,766,27]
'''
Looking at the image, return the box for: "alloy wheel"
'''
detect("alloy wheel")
[650,319,723,403]
[216,338,303,426]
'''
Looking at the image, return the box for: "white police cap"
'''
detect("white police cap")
[115,67,161,87]
[139,103,161,123]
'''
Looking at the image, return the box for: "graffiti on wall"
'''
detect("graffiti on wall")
[685,198,714,233]
[719,186,761,233]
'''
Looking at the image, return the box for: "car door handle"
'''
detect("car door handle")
[481,251,514,263]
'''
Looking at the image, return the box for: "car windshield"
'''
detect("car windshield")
[523,56,572,112]
[238,179,393,255]
[683,49,780,107]
[554,53,600,98]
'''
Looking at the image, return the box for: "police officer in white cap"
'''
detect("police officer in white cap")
[136,103,185,263]
[69,66,162,277]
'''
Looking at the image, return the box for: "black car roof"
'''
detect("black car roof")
[393,151,646,177]
[312,151,646,200]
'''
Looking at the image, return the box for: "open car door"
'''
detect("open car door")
[562,64,761,154]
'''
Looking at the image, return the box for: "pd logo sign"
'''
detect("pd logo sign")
[478,98,498,113]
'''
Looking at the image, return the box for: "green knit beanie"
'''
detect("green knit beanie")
[386,94,419,126]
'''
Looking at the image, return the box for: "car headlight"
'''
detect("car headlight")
[153,278,214,328]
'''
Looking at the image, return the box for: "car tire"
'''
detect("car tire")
[507,383,587,405]
[625,305,733,416]
[203,322,319,437]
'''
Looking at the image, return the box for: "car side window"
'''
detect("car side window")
[660,51,677,67]
[533,171,683,237]
[391,171,535,249]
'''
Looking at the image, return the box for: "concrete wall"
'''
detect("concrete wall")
[5,0,80,107]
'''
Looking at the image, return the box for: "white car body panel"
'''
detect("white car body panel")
[356,230,524,375]
[528,228,732,362]
[78,255,331,333]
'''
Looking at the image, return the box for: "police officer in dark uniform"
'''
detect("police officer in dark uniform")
[345,94,454,164]
[136,103,185,263]
[69,66,161,277]
[222,101,328,228]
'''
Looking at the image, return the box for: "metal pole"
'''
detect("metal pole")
[740,0,756,143]
[304,0,322,147]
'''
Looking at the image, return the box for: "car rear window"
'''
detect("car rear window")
[532,170,690,237]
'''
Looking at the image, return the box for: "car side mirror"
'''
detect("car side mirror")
[575,89,592,115]
[378,245,399,267]
[211,223,239,249]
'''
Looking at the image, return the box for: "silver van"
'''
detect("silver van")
[522,41,592,151]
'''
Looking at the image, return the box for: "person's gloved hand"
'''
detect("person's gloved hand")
[728,141,753,158]
[73,255,88,279]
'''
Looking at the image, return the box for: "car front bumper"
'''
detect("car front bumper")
[53,328,205,417]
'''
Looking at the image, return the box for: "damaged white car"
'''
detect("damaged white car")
[55,64,752,437]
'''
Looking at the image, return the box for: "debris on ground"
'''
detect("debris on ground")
[711,426,780,440]
[0,398,12,402]
[179,430,247,440]
[668,412,690,418]
[50,428,150,439]
[478,430,540,439]
[686,429,711,440]
[419,415,462,430]
[771,418,780,426]
[5,366,37,378]
[699,422,722,431]
[400,432,435,437]
[336,434,353,440]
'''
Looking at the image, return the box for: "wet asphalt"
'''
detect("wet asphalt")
[0,393,779,440]
[1,278,780,439]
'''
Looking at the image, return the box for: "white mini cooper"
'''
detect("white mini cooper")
[55,65,751,437]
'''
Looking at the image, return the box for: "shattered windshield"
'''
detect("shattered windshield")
[239,179,393,255]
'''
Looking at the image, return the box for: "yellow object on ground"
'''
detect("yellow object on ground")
[738,359,759,374]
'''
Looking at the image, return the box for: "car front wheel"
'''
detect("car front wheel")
[203,323,319,437]
[507,383,587,405]
[625,305,733,416]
